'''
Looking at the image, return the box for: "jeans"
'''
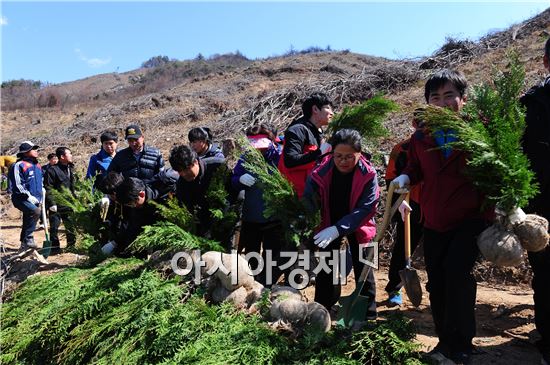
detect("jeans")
[12,197,41,245]
[49,210,76,248]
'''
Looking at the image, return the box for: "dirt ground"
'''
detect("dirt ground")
[0,199,543,364]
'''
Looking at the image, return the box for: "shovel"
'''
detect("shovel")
[398,193,422,307]
[40,188,52,258]
[337,183,400,327]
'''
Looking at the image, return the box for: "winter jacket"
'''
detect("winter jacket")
[86,149,115,179]
[115,186,161,253]
[199,143,224,160]
[107,145,164,184]
[8,157,43,202]
[403,129,492,232]
[232,144,281,223]
[278,117,323,198]
[385,138,421,204]
[147,168,179,202]
[44,163,75,210]
[520,76,550,220]
[176,157,226,235]
[303,154,379,245]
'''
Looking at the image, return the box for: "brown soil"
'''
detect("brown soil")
[0,197,541,364]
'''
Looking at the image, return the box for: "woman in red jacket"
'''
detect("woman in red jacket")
[303,128,379,320]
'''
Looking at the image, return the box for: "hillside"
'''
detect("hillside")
[1,9,550,365]
[1,8,549,170]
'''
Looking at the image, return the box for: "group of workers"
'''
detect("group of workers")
[5,39,550,365]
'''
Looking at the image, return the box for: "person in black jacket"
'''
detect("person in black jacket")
[278,92,334,198]
[520,38,550,365]
[107,124,164,184]
[188,127,224,159]
[100,177,162,257]
[44,146,76,254]
[169,144,225,236]
[42,153,58,177]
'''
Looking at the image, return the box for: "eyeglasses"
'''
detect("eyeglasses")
[333,153,358,162]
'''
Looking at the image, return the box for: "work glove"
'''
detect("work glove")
[391,174,410,194]
[508,207,527,225]
[101,240,117,255]
[27,195,39,206]
[100,196,110,222]
[49,205,58,213]
[313,226,340,249]
[239,173,256,187]
[320,142,332,154]
[398,200,412,222]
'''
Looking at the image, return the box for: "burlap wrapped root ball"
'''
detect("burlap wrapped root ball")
[477,224,523,266]
[201,251,255,291]
[514,214,549,252]
[269,285,303,302]
[269,286,308,323]
[209,275,265,308]
[304,302,331,333]
[270,298,309,324]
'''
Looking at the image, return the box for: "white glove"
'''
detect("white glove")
[49,205,58,213]
[100,197,110,221]
[391,174,410,194]
[320,142,332,154]
[508,207,527,225]
[313,226,340,249]
[101,240,117,255]
[398,200,412,222]
[239,173,256,187]
[27,195,39,205]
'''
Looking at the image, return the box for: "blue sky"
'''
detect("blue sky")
[1,1,548,84]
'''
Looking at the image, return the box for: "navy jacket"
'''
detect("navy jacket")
[108,145,164,184]
[8,157,43,202]
[231,144,281,223]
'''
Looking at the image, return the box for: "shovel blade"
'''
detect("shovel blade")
[336,292,372,328]
[42,239,52,258]
[399,268,422,307]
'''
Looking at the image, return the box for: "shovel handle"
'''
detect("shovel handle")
[373,183,397,243]
[404,192,411,262]
[41,188,50,241]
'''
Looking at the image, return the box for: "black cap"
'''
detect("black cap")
[125,124,143,140]
[16,140,39,157]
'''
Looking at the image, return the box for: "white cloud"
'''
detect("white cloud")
[1,16,8,26]
[74,48,111,68]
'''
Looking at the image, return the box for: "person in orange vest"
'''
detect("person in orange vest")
[278,93,334,198]
[384,114,424,306]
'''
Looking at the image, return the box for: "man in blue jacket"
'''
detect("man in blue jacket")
[86,130,118,186]
[8,141,43,249]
